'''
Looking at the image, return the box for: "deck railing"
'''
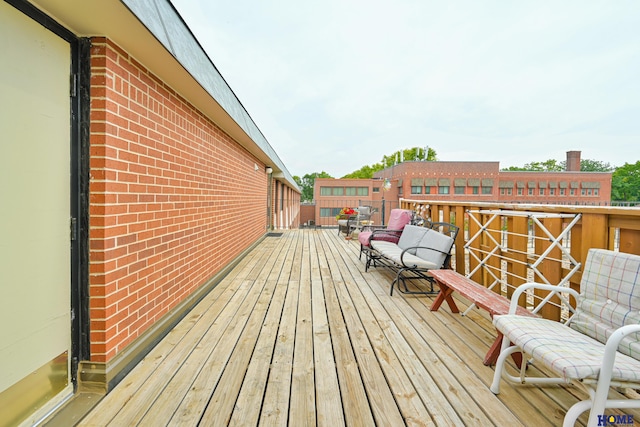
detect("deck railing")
[400,198,640,320]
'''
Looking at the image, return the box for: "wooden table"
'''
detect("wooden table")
[429,269,536,366]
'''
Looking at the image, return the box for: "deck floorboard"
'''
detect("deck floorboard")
[76,229,640,426]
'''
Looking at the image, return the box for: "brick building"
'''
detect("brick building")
[1,0,298,423]
[314,151,612,226]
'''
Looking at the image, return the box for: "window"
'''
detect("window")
[357,187,369,196]
[570,189,576,196]
[373,187,380,193]
[560,188,566,196]
[539,189,545,195]
[581,189,586,196]
[320,187,331,196]
[550,188,555,196]
[472,186,479,195]
[594,189,599,196]
[411,186,422,194]
[425,186,432,194]
[517,188,523,196]
[500,188,505,195]
[507,188,512,195]
[320,207,342,217]
[438,186,450,194]
[482,186,492,194]
[332,187,344,196]
[398,187,403,196]
[345,187,356,196]
[455,186,465,194]
[528,188,534,196]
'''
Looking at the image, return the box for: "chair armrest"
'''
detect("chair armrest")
[508,282,580,315]
[399,246,449,268]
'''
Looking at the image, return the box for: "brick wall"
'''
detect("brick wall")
[89,38,269,362]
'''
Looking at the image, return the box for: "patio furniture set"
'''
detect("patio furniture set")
[349,208,640,426]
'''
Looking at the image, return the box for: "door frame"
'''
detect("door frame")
[6,0,91,386]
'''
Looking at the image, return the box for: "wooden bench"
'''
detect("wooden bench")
[428,269,536,366]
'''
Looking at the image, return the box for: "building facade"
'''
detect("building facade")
[314,152,612,227]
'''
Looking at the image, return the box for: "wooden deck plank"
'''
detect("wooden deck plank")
[228,232,299,426]
[320,232,412,426]
[288,231,316,426]
[135,239,288,426]
[313,233,376,427]
[77,246,269,426]
[309,232,346,427]
[73,229,640,427]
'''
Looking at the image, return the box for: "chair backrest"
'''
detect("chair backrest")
[397,225,428,255]
[570,249,640,359]
[416,229,455,269]
[387,209,413,231]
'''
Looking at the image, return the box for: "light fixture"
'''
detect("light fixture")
[266,167,273,174]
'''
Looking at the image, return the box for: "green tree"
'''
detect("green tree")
[503,158,614,172]
[611,161,640,202]
[579,159,614,172]
[342,147,437,178]
[294,171,333,202]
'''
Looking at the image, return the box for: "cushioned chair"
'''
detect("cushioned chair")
[338,206,372,237]
[358,209,413,269]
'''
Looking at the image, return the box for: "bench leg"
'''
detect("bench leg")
[430,284,459,313]
[485,333,523,367]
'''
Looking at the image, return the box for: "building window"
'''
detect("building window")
[482,186,492,195]
[333,187,344,196]
[438,186,450,194]
[517,188,523,195]
[345,187,356,196]
[539,189,545,195]
[425,186,431,194]
[528,188,534,196]
[455,186,465,194]
[550,188,555,196]
[411,186,422,194]
[357,187,369,196]
[320,187,331,196]
[570,189,576,196]
[320,207,342,217]
[507,188,512,195]
[471,186,479,195]
[594,189,599,196]
[560,188,566,196]
[581,189,586,196]
[373,187,380,193]
[398,187,403,196]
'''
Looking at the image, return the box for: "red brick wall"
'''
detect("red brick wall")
[89,38,269,362]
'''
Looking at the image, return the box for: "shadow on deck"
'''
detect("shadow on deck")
[56,229,631,426]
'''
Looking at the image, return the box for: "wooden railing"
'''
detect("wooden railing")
[399,199,640,320]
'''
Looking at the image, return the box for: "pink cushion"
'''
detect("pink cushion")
[387,209,413,230]
[358,210,413,248]
[358,230,401,247]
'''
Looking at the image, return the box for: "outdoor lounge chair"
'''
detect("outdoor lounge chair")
[358,208,413,267]
[490,249,640,426]
[337,206,372,237]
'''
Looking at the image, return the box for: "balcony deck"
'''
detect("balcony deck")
[75,228,616,426]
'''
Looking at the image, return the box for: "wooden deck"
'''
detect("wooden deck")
[74,229,626,426]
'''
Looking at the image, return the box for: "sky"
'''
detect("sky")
[171,0,640,178]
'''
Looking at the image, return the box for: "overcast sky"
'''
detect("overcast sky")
[171,0,640,178]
